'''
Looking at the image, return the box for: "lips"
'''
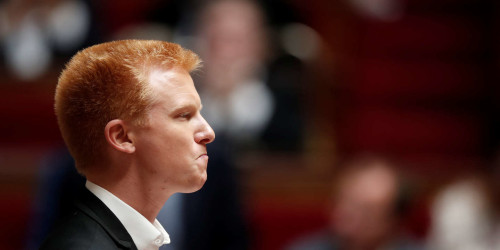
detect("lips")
[197,154,208,159]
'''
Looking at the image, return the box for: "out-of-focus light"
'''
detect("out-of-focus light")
[4,15,51,80]
[47,0,90,52]
[348,0,404,21]
[280,23,321,61]
[428,180,493,250]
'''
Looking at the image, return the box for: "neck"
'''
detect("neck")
[86,164,173,223]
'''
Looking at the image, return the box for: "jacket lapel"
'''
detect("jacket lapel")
[75,189,138,250]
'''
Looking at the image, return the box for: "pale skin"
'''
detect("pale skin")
[85,66,215,223]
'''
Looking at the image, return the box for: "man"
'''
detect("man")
[41,40,215,249]
[288,157,422,250]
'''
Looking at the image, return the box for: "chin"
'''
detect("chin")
[183,173,207,193]
[194,173,208,190]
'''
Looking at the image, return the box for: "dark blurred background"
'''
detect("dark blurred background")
[1,0,500,249]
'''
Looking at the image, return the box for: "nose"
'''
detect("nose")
[195,116,215,145]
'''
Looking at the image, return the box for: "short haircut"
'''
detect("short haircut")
[55,40,201,174]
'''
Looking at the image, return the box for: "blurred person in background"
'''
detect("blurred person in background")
[0,0,95,80]
[287,156,422,250]
[192,0,306,153]
[426,164,500,250]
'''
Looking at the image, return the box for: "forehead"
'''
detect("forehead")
[148,67,200,110]
[339,167,397,203]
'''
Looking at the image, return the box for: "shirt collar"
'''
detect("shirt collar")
[86,181,170,250]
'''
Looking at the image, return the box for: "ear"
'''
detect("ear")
[104,119,135,154]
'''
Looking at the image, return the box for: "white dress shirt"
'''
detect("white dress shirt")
[86,181,170,250]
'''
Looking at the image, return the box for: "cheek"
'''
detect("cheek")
[168,133,195,155]
[137,123,196,162]
[160,134,196,164]
[151,125,187,147]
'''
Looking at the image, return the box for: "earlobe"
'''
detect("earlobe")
[104,119,136,154]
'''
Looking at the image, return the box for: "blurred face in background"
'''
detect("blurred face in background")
[330,165,398,249]
[197,0,267,94]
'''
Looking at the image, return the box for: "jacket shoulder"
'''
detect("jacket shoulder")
[40,210,122,250]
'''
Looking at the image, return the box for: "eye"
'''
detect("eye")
[178,112,192,120]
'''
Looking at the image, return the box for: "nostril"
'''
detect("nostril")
[197,136,212,144]
[198,137,213,145]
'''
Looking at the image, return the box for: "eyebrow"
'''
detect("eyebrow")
[170,101,202,114]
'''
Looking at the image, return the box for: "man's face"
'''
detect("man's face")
[330,167,396,248]
[131,67,215,194]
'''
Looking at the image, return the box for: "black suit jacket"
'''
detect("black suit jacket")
[40,188,137,250]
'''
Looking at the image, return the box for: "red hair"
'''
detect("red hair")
[55,40,201,174]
